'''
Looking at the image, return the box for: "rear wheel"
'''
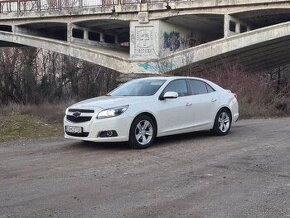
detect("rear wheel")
[129,115,156,149]
[212,109,232,136]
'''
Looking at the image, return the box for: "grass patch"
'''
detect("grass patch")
[0,104,67,143]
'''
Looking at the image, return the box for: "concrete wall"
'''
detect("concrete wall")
[130,20,160,60]
[159,21,202,57]
[130,19,202,59]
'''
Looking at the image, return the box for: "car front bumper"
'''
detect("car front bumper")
[64,115,132,142]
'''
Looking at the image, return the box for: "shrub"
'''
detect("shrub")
[170,64,290,118]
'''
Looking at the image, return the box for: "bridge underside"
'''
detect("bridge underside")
[1,21,290,74]
[1,6,290,74]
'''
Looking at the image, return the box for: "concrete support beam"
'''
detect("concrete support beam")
[0,31,131,73]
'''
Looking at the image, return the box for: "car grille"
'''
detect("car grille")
[66,115,92,123]
[68,109,94,113]
[65,131,89,137]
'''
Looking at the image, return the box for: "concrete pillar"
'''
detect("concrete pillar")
[17,0,20,12]
[224,14,230,38]
[67,23,72,43]
[58,0,61,10]
[84,29,89,43]
[100,33,105,42]
[114,35,119,44]
[236,22,241,34]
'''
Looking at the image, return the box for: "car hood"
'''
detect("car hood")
[69,96,149,109]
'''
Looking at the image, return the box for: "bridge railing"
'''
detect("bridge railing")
[0,0,167,13]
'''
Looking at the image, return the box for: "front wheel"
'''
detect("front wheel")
[129,115,157,149]
[212,109,232,136]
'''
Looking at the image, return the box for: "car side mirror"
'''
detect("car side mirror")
[161,91,178,100]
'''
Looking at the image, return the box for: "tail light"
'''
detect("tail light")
[233,93,238,99]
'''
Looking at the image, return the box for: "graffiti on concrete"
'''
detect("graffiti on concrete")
[163,31,199,52]
[138,61,175,73]
[163,31,181,51]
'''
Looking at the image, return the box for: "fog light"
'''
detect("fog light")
[98,130,118,138]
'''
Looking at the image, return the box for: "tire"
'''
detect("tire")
[129,115,157,149]
[212,108,232,136]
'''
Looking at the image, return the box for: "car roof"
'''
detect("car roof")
[135,76,224,91]
[139,76,210,82]
[137,76,209,82]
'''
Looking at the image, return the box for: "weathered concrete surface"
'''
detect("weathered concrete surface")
[0,30,131,73]
[1,118,290,217]
[1,0,290,22]
[130,20,196,59]
[2,20,290,74]
[134,21,290,73]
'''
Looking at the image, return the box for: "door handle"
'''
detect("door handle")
[211,98,217,102]
[186,103,192,106]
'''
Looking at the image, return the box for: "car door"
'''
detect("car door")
[156,79,194,136]
[187,79,218,129]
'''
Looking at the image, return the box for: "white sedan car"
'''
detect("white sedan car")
[64,76,239,149]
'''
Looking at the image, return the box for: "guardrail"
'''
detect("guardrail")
[0,0,165,13]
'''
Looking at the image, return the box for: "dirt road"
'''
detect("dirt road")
[1,118,290,218]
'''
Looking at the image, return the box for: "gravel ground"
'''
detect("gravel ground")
[0,118,290,218]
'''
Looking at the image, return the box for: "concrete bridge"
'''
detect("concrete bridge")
[1,0,290,74]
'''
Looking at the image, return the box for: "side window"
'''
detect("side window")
[163,79,188,97]
[206,83,215,93]
[188,80,208,95]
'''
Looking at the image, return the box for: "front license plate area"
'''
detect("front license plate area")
[65,126,83,134]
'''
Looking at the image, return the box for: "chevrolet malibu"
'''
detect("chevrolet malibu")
[64,77,239,149]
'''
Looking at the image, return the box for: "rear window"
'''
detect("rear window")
[206,83,215,93]
[188,80,208,95]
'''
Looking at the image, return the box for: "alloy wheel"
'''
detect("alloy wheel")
[218,112,230,133]
[135,120,153,145]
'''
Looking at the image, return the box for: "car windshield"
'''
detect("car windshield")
[109,79,166,96]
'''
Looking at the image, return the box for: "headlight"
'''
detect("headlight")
[97,105,129,119]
